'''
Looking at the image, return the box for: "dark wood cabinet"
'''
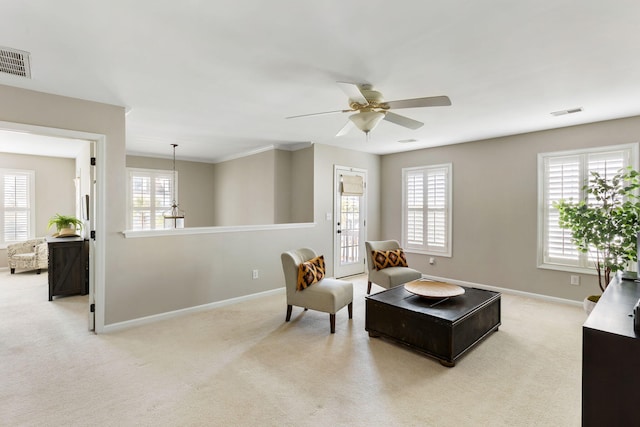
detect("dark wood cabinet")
[46,236,89,301]
[582,276,640,426]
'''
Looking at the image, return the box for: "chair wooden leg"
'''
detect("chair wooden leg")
[286,305,292,322]
[367,281,372,294]
[10,268,15,274]
[330,313,336,333]
[36,269,41,275]
[348,302,353,319]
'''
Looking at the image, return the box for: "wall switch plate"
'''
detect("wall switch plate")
[326,212,332,221]
[252,269,259,279]
[570,275,580,286]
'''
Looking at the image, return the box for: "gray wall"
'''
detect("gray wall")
[0,84,380,326]
[108,143,379,323]
[211,148,313,226]
[274,149,292,224]
[211,150,276,225]
[126,155,216,228]
[0,152,76,268]
[5,80,637,326]
[290,147,314,223]
[381,115,640,301]
[128,148,313,228]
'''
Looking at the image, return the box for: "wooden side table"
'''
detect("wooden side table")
[46,236,89,301]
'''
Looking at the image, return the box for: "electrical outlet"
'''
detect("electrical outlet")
[570,275,580,286]
[429,257,436,265]
[252,269,259,279]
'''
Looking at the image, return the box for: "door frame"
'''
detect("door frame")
[0,120,106,333]
[333,165,367,278]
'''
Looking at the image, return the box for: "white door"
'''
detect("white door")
[87,142,96,331]
[334,166,366,278]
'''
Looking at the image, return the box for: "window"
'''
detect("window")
[127,168,177,230]
[538,143,639,272]
[1,169,35,244]
[402,164,452,257]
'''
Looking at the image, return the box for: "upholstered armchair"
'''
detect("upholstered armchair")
[7,238,48,274]
[281,248,353,333]
[365,240,422,294]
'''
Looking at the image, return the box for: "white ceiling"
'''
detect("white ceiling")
[1,1,640,162]
[0,129,87,158]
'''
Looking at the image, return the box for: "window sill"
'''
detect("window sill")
[538,263,597,276]
[122,222,316,238]
[404,248,452,258]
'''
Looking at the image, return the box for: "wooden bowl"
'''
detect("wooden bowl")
[404,280,465,299]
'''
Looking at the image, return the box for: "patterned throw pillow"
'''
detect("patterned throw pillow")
[296,255,326,291]
[372,249,408,270]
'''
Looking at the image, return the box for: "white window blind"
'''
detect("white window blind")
[127,168,176,230]
[402,164,452,256]
[1,169,35,244]
[539,144,638,271]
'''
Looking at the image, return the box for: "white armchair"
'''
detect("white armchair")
[365,240,422,294]
[281,248,353,333]
[7,238,48,274]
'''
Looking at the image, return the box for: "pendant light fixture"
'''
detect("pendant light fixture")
[163,143,185,229]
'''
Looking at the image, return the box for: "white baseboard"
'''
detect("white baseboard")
[102,275,582,333]
[103,287,286,333]
[421,274,583,308]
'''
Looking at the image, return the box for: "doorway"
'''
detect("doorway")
[0,122,105,333]
[334,166,367,278]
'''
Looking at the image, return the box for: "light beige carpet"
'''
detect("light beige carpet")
[0,270,585,426]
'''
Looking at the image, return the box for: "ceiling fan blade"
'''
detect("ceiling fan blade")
[385,95,451,110]
[286,109,350,119]
[383,112,424,130]
[336,120,355,136]
[337,82,369,105]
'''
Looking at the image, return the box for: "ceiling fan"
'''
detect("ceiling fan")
[286,82,451,137]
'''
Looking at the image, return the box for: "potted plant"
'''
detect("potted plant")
[47,213,83,237]
[554,166,640,312]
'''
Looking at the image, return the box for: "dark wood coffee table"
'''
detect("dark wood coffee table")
[365,284,501,366]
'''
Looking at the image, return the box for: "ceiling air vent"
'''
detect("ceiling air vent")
[0,46,31,78]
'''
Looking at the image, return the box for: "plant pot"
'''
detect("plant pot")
[583,295,600,315]
[57,226,79,237]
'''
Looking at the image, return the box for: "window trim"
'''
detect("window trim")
[537,142,639,274]
[1,168,35,247]
[126,167,178,231]
[401,163,452,257]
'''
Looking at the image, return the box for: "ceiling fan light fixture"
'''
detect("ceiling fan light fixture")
[349,111,385,134]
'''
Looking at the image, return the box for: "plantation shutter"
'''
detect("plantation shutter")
[541,146,633,269]
[131,174,152,230]
[2,170,33,243]
[426,167,448,251]
[127,168,176,230]
[406,170,424,247]
[544,155,581,265]
[403,164,451,256]
[154,175,173,229]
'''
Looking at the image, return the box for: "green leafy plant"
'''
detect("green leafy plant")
[47,213,83,233]
[554,167,640,292]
